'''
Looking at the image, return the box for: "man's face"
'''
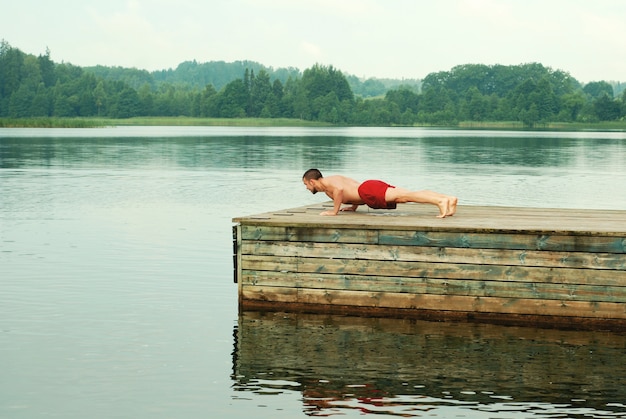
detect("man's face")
[303,178,318,194]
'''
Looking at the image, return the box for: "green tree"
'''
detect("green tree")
[4,42,625,125]
[76,90,96,116]
[37,47,56,87]
[314,92,340,123]
[592,94,621,121]
[137,83,154,116]
[301,64,353,104]
[531,77,557,121]
[260,91,280,118]
[153,84,174,115]
[282,76,309,119]
[31,84,52,116]
[52,90,77,117]
[196,84,218,117]
[358,78,387,97]
[420,62,580,124]
[152,83,193,116]
[400,109,415,125]
[0,41,25,115]
[558,92,585,121]
[385,88,419,114]
[508,78,557,124]
[491,95,514,121]
[519,103,540,127]
[421,85,453,114]
[8,84,35,117]
[22,55,43,88]
[463,87,489,121]
[216,79,248,117]
[248,69,272,117]
[93,81,107,116]
[110,86,141,118]
[54,62,83,84]
[75,73,98,116]
[271,79,285,117]
[583,81,613,99]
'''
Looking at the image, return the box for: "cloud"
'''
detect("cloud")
[88,1,153,39]
[457,0,515,22]
[299,41,324,61]
[249,0,380,19]
[2,0,625,81]
[81,0,200,69]
[581,10,626,44]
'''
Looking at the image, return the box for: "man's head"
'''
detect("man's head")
[302,168,323,194]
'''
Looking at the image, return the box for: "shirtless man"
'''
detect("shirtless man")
[302,168,457,218]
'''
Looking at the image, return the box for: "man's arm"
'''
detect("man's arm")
[340,204,360,212]
[320,187,345,216]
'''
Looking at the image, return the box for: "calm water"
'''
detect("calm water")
[1,126,626,418]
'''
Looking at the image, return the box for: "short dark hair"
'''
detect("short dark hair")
[303,168,323,180]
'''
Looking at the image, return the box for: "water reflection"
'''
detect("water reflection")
[232,311,626,417]
[0,136,352,171]
[420,137,578,166]
[2,133,624,173]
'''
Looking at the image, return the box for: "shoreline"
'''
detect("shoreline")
[1,116,626,131]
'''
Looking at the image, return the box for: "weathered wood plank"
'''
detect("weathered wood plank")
[240,270,626,303]
[379,230,626,253]
[240,225,379,243]
[234,204,626,236]
[241,286,626,319]
[240,255,626,287]
[242,241,626,271]
[240,225,626,253]
[233,224,242,286]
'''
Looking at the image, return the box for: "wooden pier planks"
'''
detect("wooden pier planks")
[232,203,626,329]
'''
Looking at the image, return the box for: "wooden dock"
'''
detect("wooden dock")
[232,203,626,330]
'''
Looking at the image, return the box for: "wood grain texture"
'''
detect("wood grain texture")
[233,203,626,328]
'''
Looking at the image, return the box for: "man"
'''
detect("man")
[302,168,457,218]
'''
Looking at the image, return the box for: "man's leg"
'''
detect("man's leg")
[385,187,457,218]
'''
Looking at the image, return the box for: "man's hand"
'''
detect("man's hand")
[320,210,337,216]
[340,205,358,212]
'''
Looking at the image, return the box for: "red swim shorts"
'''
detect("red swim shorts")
[357,180,396,209]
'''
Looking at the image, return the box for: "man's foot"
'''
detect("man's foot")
[436,198,449,218]
[446,196,458,216]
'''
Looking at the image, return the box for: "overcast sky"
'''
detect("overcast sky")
[2,0,625,83]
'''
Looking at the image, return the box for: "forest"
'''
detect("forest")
[1,40,625,127]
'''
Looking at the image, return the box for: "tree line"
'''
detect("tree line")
[1,41,624,126]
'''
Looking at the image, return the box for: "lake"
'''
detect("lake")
[1,126,626,418]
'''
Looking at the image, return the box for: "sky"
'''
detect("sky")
[2,0,625,83]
